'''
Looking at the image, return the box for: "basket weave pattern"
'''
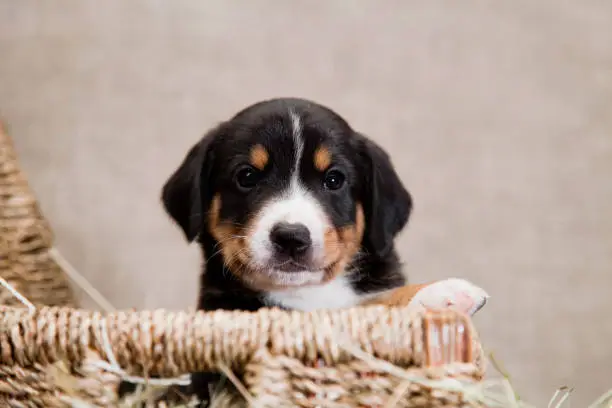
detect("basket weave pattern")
[0,125,76,308]
[0,123,487,407]
[1,305,484,407]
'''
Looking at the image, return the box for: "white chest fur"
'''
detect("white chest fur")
[265,276,361,312]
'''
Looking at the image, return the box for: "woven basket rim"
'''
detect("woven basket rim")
[0,304,481,378]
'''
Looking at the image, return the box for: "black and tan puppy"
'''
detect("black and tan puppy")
[157,98,488,402]
[162,97,414,312]
[155,98,487,403]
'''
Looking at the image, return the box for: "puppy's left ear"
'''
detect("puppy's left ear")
[358,133,413,257]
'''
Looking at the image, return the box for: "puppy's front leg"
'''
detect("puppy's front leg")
[361,278,489,316]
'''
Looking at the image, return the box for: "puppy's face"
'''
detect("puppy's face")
[162,98,412,291]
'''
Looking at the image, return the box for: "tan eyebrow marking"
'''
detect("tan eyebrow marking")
[314,145,331,172]
[249,144,269,170]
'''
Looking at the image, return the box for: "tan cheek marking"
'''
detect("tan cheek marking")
[354,203,365,243]
[208,194,250,273]
[324,229,341,265]
[325,203,366,279]
[339,203,365,254]
[249,144,269,170]
[208,194,222,235]
[314,145,331,172]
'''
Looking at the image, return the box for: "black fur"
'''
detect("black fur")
[124,98,413,405]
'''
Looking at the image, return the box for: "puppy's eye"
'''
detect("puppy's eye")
[323,169,345,190]
[235,166,260,190]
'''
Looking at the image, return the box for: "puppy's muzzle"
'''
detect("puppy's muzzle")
[269,222,313,268]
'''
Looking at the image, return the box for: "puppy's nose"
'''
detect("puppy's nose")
[269,222,312,257]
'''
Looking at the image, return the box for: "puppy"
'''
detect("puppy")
[162,97,412,313]
[158,97,487,403]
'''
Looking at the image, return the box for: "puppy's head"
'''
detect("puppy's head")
[162,98,412,291]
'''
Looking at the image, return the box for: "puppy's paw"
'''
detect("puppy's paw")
[408,278,489,316]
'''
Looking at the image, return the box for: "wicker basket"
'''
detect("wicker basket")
[0,123,487,408]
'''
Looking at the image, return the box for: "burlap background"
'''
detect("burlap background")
[1,1,610,406]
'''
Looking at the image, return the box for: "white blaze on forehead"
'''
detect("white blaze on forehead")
[289,108,303,178]
[248,109,330,270]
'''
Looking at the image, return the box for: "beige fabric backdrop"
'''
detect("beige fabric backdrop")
[1,1,611,406]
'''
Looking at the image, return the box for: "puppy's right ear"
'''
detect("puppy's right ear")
[161,125,223,242]
[357,133,413,258]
